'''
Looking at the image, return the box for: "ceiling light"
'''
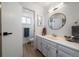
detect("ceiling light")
[55,2,64,10]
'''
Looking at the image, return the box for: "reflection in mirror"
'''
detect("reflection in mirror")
[48,13,66,30]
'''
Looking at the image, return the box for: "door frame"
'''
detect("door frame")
[0,2,2,57]
[22,7,35,41]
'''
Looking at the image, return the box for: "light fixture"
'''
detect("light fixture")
[48,2,64,13]
[56,3,64,9]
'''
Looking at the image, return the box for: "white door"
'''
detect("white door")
[0,7,2,57]
[2,2,23,57]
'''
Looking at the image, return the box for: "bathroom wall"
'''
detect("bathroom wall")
[20,3,45,35]
[44,2,79,36]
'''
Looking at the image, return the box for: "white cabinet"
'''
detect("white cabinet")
[33,36,37,48]
[47,44,57,57]
[36,36,42,51]
[42,42,48,56]
[58,50,72,57]
[41,38,48,56]
[42,38,57,57]
[58,45,79,57]
[35,35,79,57]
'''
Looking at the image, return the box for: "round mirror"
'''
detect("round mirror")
[48,13,66,30]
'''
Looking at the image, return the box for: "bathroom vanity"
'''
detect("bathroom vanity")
[34,12,79,57]
[34,34,79,57]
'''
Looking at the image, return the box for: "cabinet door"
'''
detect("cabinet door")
[58,45,79,57]
[58,50,72,57]
[42,42,48,56]
[36,36,42,51]
[48,44,56,57]
[33,36,37,48]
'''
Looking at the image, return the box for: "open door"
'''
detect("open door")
[2,2,23,57]
[0,3,2,57]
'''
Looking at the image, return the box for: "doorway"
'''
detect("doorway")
[22,7,36,57]
[22,7,35,44]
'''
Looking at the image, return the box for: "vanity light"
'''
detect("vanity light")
[56,2,64,9]
[48,2,64,13]
[48,7,55,13]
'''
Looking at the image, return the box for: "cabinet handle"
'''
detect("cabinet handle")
[56,50,58,53]
[56,50,58,57]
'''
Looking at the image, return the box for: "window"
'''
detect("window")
[22,16,31,24]
[22,17,26,24]
[26,17,31,24]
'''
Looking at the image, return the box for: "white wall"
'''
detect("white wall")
[20,2,79,36]
[44,2,79,36]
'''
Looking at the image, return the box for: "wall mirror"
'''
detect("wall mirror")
[37,15,43,26]
[48,13,66,30]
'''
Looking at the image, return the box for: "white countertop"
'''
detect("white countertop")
[36,34,79,51]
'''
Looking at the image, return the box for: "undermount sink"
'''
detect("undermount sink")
[45,35,55,38]
[45,35,66,40]
[45,35,58,39]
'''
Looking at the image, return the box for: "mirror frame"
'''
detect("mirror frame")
[48,13,66,30]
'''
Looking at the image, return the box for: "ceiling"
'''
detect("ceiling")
[20,2,61,9]
[34,2,61,7]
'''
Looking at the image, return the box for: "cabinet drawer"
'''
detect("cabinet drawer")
[47,40,57,48]
[58,45,79,57]
[43,38,57,48]
[58,50,72,57]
